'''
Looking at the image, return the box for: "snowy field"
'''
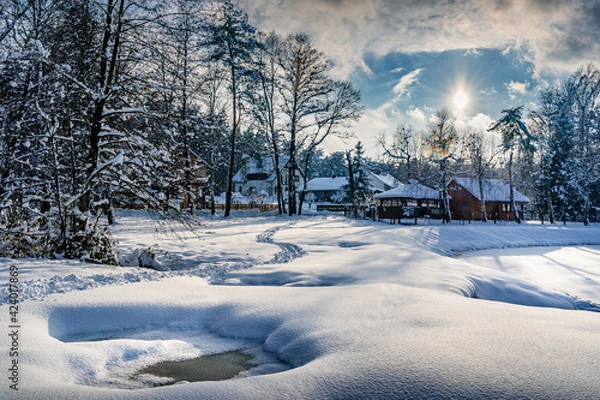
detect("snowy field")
[2,210,600,399]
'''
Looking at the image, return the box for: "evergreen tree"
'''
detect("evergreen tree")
[343,141,372,218]
[488,106,535,223]
[206,0,260,217]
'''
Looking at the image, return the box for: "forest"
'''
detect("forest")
[1,0,599,263]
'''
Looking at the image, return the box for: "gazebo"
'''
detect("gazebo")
[374,181,444,223]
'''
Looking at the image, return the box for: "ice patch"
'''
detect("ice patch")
[47,304,292,389]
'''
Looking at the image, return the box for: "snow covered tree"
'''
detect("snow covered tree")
[145,0,208,215]
[343,141,372,218]
[531,64,600,224]
[311,151,348,179]
[488,106,535,223]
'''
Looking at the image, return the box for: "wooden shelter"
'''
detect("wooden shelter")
[374,181,444,223]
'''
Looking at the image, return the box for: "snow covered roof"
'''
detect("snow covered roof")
[233,156,290,183]
[304,177,348,192]
[374,182,440,200]
[369,172,401,188]
[452,178,530,203]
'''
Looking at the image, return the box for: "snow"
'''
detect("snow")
[303,176,348,192]
[369,171,401,189]
[374,181,440,199]
[2,211,600,399]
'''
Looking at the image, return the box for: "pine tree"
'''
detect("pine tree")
[488,106,535,223]
[206,0,260,217]
[343,141,372,218]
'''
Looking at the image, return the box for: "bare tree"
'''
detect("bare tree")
[378,123,420,182]
[250,32,286,214]
[424,108,456,223]
[464,129,501,222]
[296,80,363,214]
[278,33,362,215]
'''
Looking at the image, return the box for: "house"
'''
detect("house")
[374,180,444,222]
[447,178,530,221]
[233,156,298,197]
[369,171,402,193]
[303,177,349,203]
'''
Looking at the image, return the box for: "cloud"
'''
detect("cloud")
[406,107,426,123]
[506,81,529,99]
[466,113,494,132]
[242,0,600,78]
[392,68,423,97]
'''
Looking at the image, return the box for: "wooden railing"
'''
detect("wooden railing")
[211,203,279,212]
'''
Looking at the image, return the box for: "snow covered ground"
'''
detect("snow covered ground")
[2,210,600,399]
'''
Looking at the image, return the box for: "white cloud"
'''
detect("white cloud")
[466,113,494,132]
[242,0,600,79]
[406,107,426,123]
[392,68,423,97]
[507,81,529,96]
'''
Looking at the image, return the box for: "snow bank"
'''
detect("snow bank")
[2,212,600,399]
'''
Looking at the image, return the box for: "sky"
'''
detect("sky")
[240,0,600,156]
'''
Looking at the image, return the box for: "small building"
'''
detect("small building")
[233,156,297,197]
[447,178,530,221]
[374,181,444,223]
[369,171,402,193]
[303,177,349,203]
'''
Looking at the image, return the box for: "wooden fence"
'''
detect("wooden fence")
[211,203,279,212]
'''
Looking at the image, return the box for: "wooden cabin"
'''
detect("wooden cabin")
[447,178,530,221]
[374,181,444,223]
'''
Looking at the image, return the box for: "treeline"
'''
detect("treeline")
[0,0,363,261]
[378,65,600,225]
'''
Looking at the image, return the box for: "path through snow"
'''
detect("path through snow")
[0,215,308,304]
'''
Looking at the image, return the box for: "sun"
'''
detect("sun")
[453,90,468,110]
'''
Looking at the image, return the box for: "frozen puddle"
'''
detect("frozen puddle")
[48,306,291,389]
[132,350,255,387]
[58,332,290,389]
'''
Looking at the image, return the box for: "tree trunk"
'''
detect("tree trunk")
[287,153,296,215]
[225,63,237,217]
[478,172,487,222]
[346,151,356,218]
[81,0,124,214]
[508,152,521,223]
[441,160,451,223]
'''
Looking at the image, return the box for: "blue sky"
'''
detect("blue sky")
[241,0,600,155]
